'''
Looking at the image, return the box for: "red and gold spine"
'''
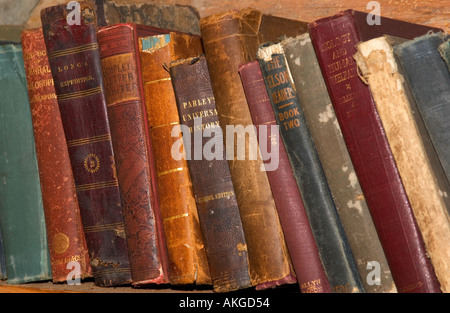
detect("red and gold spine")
[97,23,171,285]
[21,27,92,283]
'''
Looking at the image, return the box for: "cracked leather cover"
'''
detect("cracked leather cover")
[41,1,131,287]
[22,27,92,283]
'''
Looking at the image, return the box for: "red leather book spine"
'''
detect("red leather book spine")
[239,60,331,293]
[21,27,92,283]
[41,2,131,287]
[309,10,441,293]
[97,23,170,285]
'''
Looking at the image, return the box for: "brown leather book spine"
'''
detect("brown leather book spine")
[97,23,171,285]
[239,60,331,293]
[138,32,211,285]
[169,56,253,292]
[200,8,304,288]
[41,1,131,287]
[21,27,92,283]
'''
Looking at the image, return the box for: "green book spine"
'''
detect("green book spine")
[0,44,52,284]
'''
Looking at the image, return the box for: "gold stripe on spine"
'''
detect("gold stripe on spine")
[151,121,179,130]
[83,222,124,233]
[163,213,189,223]
[144,77,171,85]
[76,180,119,192]
[67,134,111,147]
[157,167,184,178]
[48,43,99,59]
[58,86,103,101]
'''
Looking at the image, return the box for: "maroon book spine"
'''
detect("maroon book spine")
[97,23,170,286]
[21,27,92,283]
[41,2,131,287]
[309,10,442,293]
[239,60,331,293]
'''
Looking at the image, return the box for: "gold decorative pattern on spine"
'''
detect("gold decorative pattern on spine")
[83,222,124,233]
[67,134,111,147]
[48,43,99,59]
[76,180,119,192]
[163,213,189,223]
[144,77,171,85]
[157,167,184,177]
[58,86,103,101]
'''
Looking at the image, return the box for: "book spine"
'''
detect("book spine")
[355,35,450,293]
[200,10,295,289]
[239,60,331,293]
[97,24,169,285]
[138,33,211,285]
[0,44,52,284]
[169,56,252,293]
[257,43,364,293]
[395,33,450,201]
[21,28,92,283]
[309,12,441,293]
[41,2,131,287]
[281,33,396,293]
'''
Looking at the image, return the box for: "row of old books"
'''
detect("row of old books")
[0,1,449,294]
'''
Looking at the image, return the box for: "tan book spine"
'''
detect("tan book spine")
[199,8,308,287]
[138,32,211,285]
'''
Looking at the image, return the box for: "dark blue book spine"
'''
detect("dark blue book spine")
[257,43,364,293]
[395,33,450,189]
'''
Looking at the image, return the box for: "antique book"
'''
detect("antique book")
[257,42,364,293]
[138,33,211,285]
[0,43,52,284]
[97,23,172,286]
[21,28,92,283]
[395,33,450,198]
[97,0,201,35]
[439,39,450,70]
[200,7,306,289]
[239,60,331,293]
[309,9,442,293]
[169,55,252,293]
[41,1,131,287]
[281,33,396,293]
[355,35,450,293]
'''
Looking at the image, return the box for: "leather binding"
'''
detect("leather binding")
[355,35,450,293]
[395,33,450,208]
[257,43,364,293]
[169,56,252,293]
[309,9,442,293]
[21,27,92,283]
[0,44,52,284]
[138,33,211,285]
[239,60,331,293]
[97,23,173,286]
[200,8,306,290]
[281,34,396,293]
[41,1,132,287]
